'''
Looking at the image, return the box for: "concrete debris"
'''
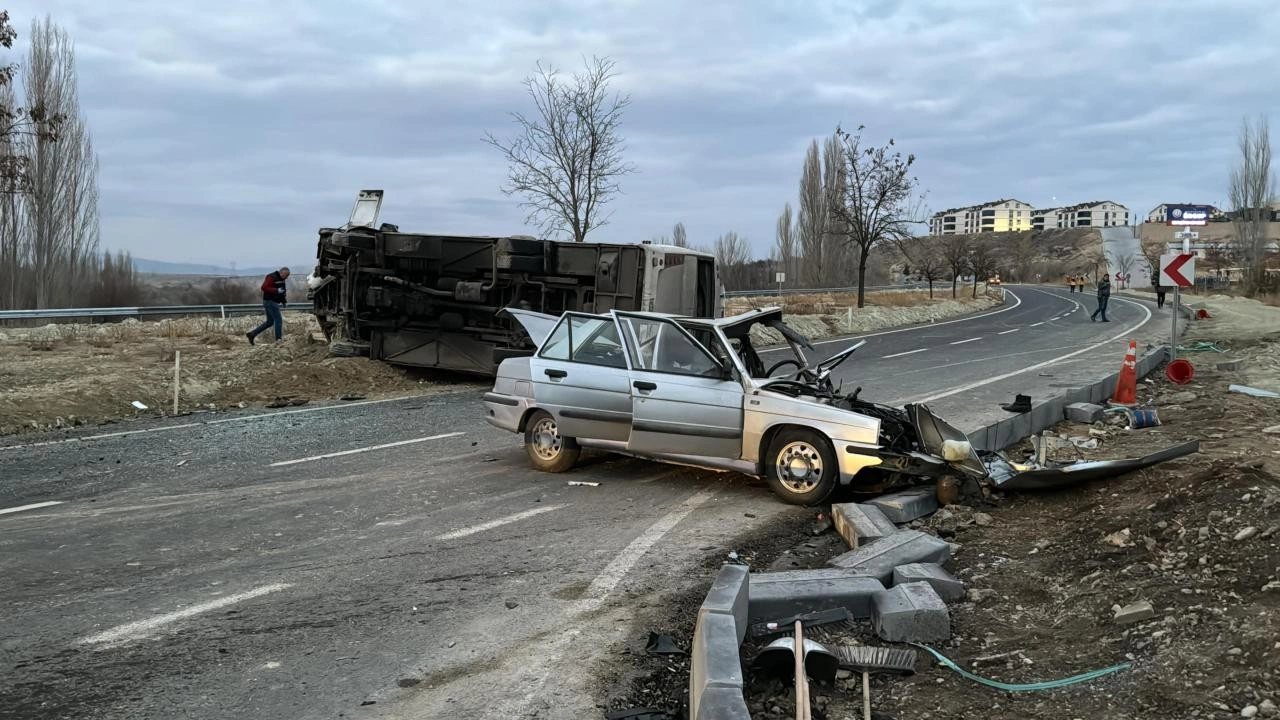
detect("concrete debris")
[1262,580,1280,593]
[567,481,600,487]
[892,563,966,602]
[968,588,999,605]
[972,512,993,527]
[1243,706,1259,718]
[700,564,749,644]
[1263,425,1280,435]
[1065,402,1105,424]
[828,530,952,584]
[1104,528,1134,547]
[871,581,951,643]
[1234,526,1259,542]
[689,613,745,720]
[1164,391,1198,404]
[1114,600,1156,625]
[748,568,885,620]
[831,503,898,549]
[1216,359,1245,371]
[1259,699,1277,716]
[866,486,940,524]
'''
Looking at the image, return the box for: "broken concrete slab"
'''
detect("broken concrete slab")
[689,611,744,720]
[1065,402,1104,424]
[831,502,898,549]
[829,529,952,585]
[1216,359,1245,371]
[866,486,939,524]
[872,581,951,643]
[694,686,752,720]
[748,568,885,620]
[699,563,749,645]
[892,563,965,602]
[1113,600,1155,625]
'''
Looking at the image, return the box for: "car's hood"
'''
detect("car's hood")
[503,308,559,346]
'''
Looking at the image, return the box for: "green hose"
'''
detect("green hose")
[1176,342,1226,353]
[912,644,1133,692]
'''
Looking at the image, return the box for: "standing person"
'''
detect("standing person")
[247,266,290,345]
[1066,274,1075,293]
[1090,275,1111,322]
[1152,273,1167,309]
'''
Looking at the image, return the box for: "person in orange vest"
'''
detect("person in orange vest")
[247,267,290,344]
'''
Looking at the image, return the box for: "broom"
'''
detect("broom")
[835,646,917,720]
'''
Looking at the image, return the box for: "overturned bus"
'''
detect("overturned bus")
[307,190,723,376]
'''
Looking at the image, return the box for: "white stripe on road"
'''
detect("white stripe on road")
[912,297,1152,404]
[1030,321,1045,326]
[435,504,566,540]
[0,500,64,516]
[950,337,981,345]
[269,432,464,467]
[882,348,927,359]
[997,329,1019,335]
[79,583,292,646]
[805,288,1025,346]
[0,393,458,452]
[574,486,719,610]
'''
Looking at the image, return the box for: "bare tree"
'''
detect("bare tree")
[939,233,971,298]
[1140,236,1165,286]
[968,238,1000,298]
[1203,241,1236,279]
[0,10,63,195]
[774,202,795,286]
[826,125,924,307]
[821,133,854,287]
[1227,114,1275,293]
[671,221,687,248]
[713,231,752,290]
[1009,232,1039,282]
[797,139,825,287]
[896,235,945,298]
[1108,252,1136,289]
[484,56,635,243]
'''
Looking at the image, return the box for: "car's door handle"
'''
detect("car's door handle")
[633,380,657,391]
[545,368,567,378]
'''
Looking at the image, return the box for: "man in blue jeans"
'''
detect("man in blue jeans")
[247,267,290,344]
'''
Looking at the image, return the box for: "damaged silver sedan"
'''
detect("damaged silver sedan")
[482,307,986,505]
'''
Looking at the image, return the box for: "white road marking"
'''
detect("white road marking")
[269,432,464,467]
[802,288,1025,346]
[0,500,64,516]
[997,329,1020,335]
[882,348,927,359]
[1030,321,1045,327]
[435,504,566,540]
[950,337,981,345]
[573,486,719,611]
[0,393,457,452]
[79,583,292,646]
[912,296,1153,404]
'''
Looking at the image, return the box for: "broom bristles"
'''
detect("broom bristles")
[835,645,917,675]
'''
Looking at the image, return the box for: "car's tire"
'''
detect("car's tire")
[523,409,580,473]
[765,428,838,506]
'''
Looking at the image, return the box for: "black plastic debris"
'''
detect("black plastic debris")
[644,632,686,656]
[604,708,672,720]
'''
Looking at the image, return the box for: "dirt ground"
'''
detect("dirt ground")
[0,313,476,436]
[607,295,1280,720]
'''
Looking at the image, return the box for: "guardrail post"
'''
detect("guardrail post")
[220,305,226,319]
[173,350,181,416]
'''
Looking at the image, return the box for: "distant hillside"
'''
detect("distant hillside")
[132,258,311,277]
[915,228,1104,280]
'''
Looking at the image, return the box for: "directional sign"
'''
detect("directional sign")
[774,272,786,283]
[1160,252,1196,287]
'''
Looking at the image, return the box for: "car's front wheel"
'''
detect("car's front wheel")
[524,409,580,473]
[765,428,838,506]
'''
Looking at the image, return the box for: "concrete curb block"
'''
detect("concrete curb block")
[692,341,1172,717]
[689,564,751,720]
[966,344,1169,452]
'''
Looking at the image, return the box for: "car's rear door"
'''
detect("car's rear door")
[527,313,633,442]
[615,312,744,459]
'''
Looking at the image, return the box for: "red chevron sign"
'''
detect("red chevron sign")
[1160,252,1195,288]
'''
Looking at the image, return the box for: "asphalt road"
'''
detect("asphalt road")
[0,285,1173,720]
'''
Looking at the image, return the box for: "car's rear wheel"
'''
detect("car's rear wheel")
[524,409,580,473]
[765,428,838,506]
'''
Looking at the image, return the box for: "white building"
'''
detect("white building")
[928,199,1034,235]
[1054,200,1129,228]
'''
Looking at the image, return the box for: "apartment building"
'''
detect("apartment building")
[1052,200,1130,228]
[1031,207,1061,230]
[928,199,1034,235]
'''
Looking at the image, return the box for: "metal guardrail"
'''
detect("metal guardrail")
[0,302,313,321]
[722,282,925,297]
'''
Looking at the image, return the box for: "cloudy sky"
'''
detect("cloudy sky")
[5,0,1278,266]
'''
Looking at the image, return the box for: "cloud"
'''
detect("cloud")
[3,0,1277,264]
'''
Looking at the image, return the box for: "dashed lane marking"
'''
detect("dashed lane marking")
[269,432,465,467]
[434,504,567,540]
[0,500,64,516]
[950,337,981,345]
[882,348,926,359]
[79,583,292,646]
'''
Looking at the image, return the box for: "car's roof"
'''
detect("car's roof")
[677,306,784,328]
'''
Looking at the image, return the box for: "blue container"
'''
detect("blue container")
[1131,407,1161,429]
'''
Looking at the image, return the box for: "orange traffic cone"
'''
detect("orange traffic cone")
[1110,340,1138,406]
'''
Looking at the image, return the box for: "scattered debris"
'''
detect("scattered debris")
[915,645,1132,692]
[644,632,685,656]
[175,459,188,467]
[1234,526,1259,541]
[265,396,309,408]
[130,400,148,410]
[338,393,367,401]
[1229,384,1280,398]
[1113,600,1155,625]
[1103,529,1134,547]
[504,600,519,610]
[567,480,600,487]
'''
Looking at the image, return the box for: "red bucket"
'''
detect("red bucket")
[1166,358,1195,385]
[1196,308,1211,319]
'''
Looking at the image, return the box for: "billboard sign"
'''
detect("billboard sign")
[1166,204,1213,226]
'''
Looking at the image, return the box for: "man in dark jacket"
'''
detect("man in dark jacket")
[247,267,290,344]
[1151,273,1167,309]
[1090,275,1111,322]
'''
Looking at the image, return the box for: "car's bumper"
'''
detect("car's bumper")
[839,443,885,484]
[483,392,528,433]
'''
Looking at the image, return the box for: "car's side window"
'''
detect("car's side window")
[620,317,722,378]
[538,315,628,369]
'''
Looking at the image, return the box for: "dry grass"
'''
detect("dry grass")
[727,289,955,315]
